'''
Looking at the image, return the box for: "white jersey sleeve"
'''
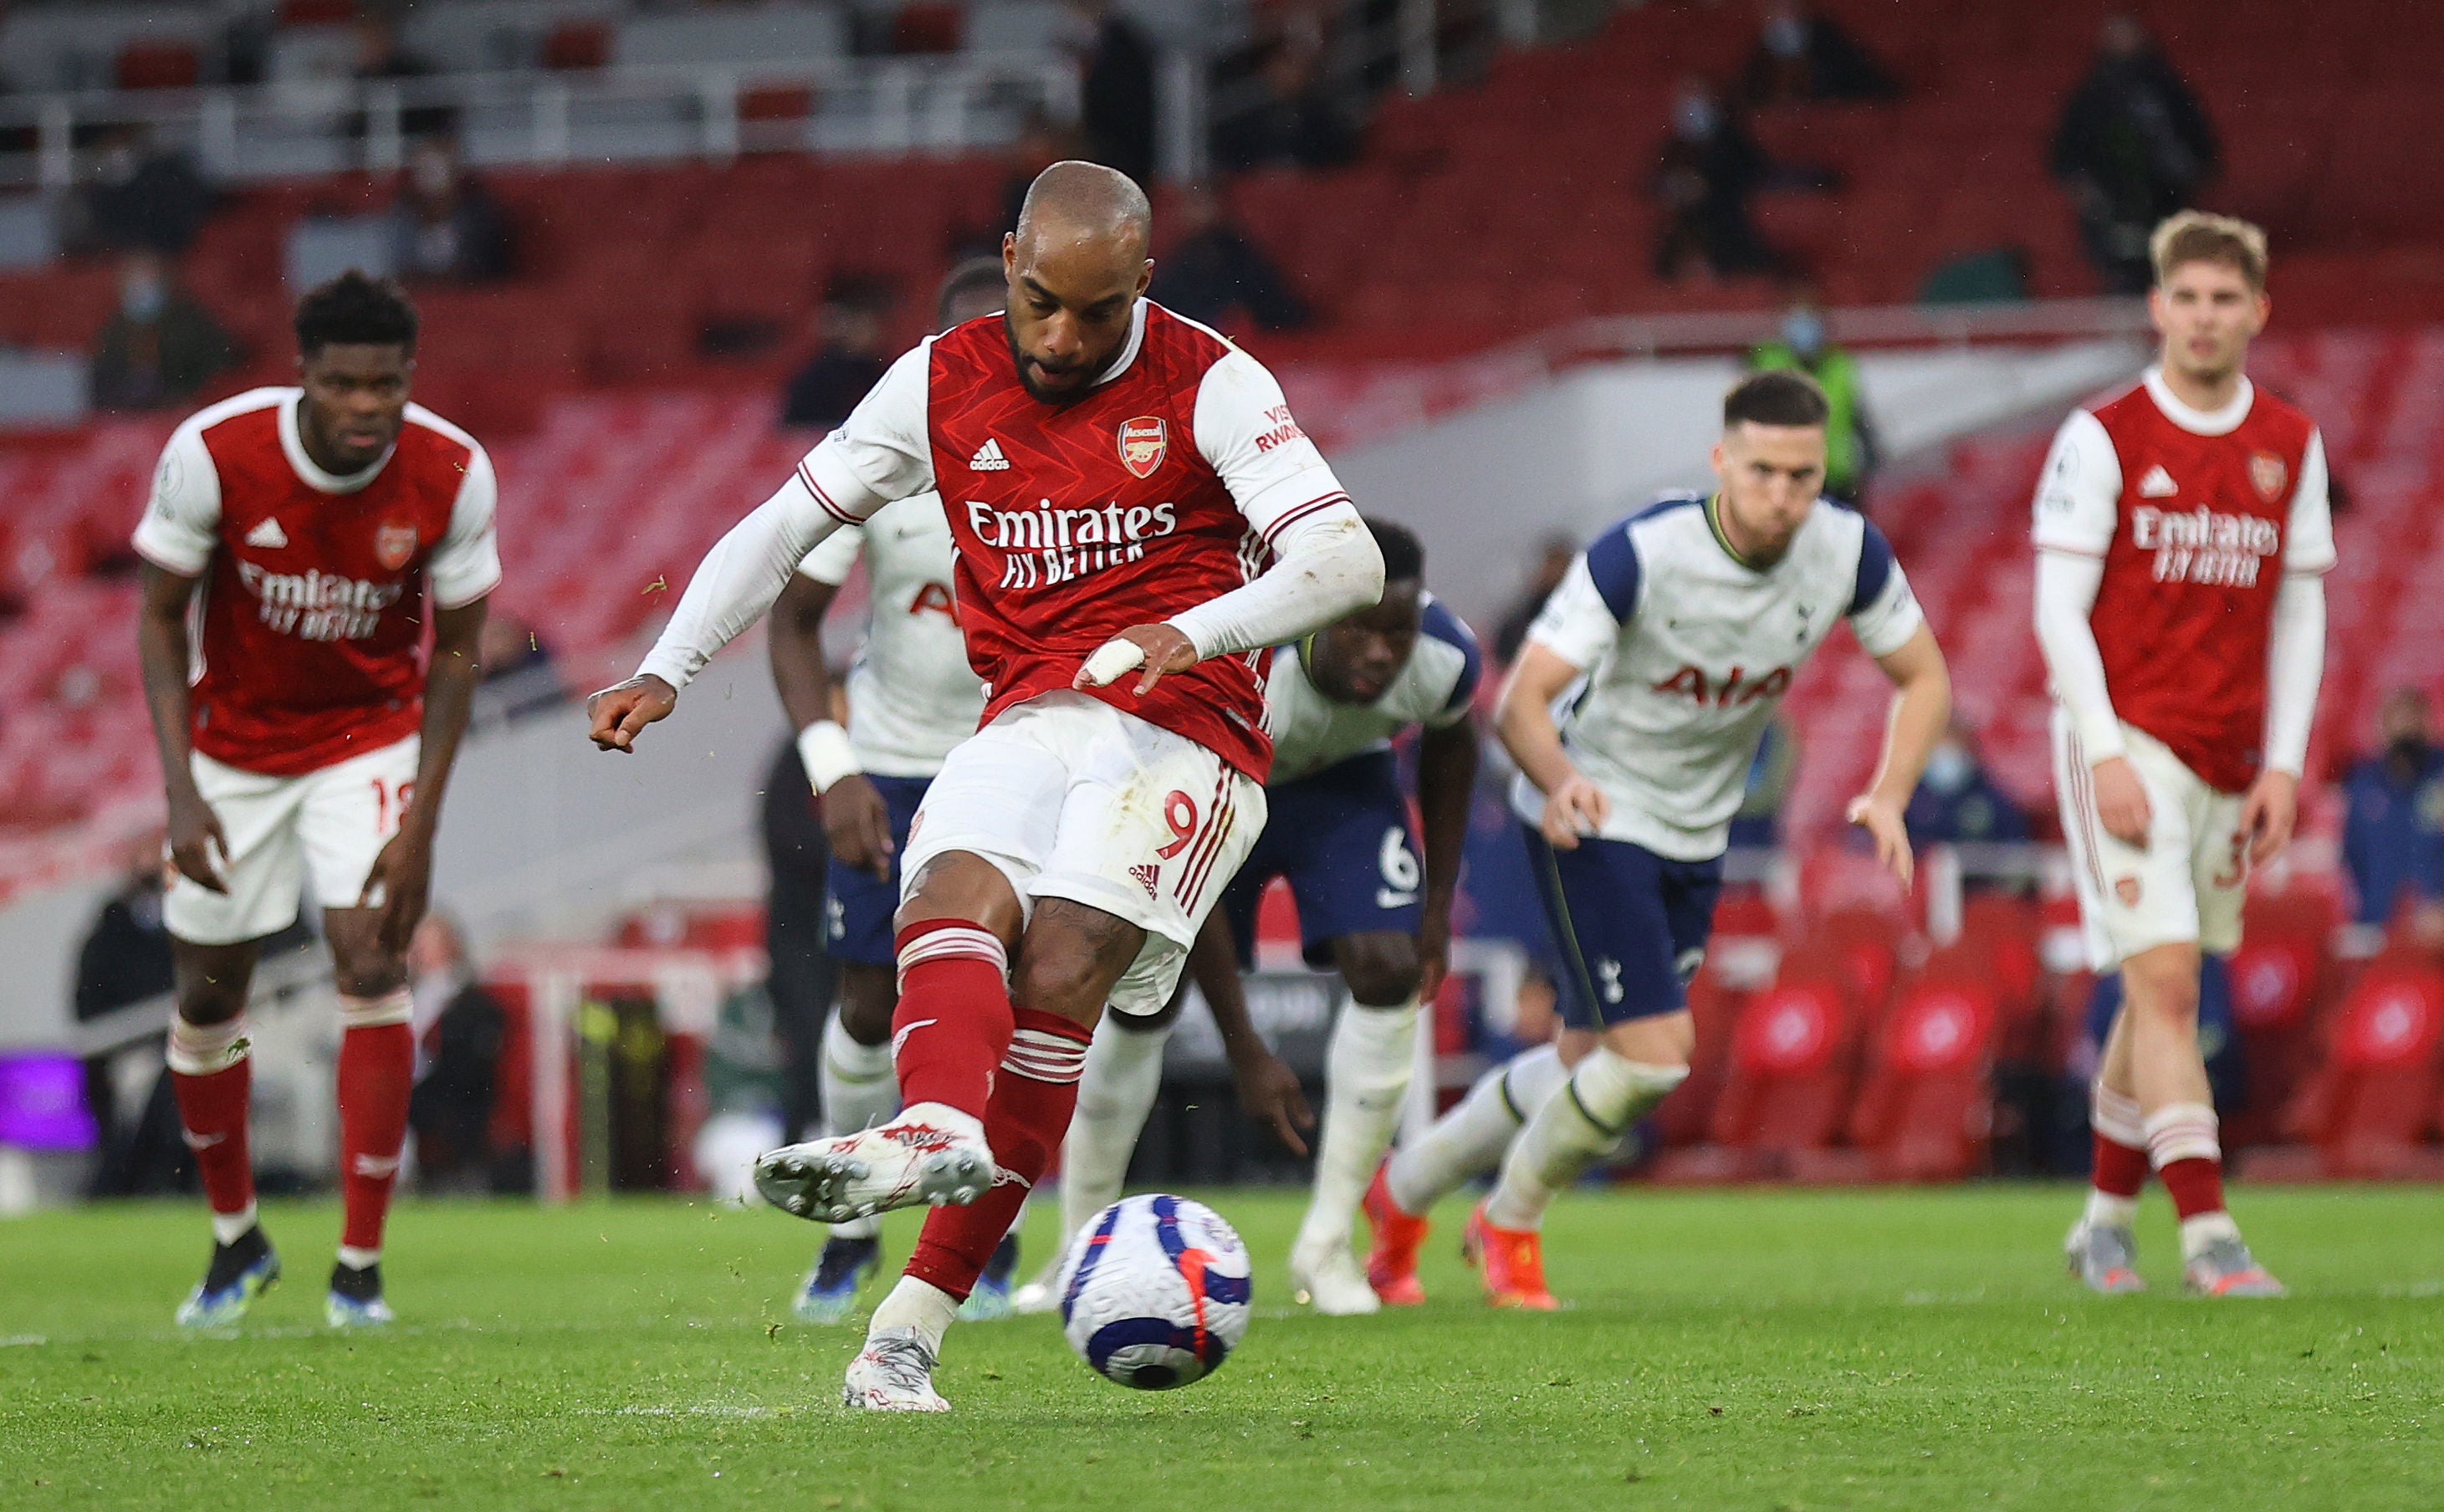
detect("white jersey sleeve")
[795,341,937,521]
[130,419,222,575]
[2283,427,2336,574]
[1843,519,1923,657]
[797,521,867,586]
[1167,345,1380,660]
[1526,523,1642,672]
[2031,408,2122,558]
[427,440,503,608]
[634,342,932,690]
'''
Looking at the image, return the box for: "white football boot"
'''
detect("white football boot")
[755,1102,996,1224]
[842,1327,952,1412]
[1288,1235,1383,1315]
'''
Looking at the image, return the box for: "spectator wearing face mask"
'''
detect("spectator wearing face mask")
[1739,2,1903,108]
[387,138,512,284]
[1905,722,2027,847]
[1652,79,1778,281]
[89,250,238,412]
[2340,688,2444,929]
[2050,12,2219,294]
[1747,293,1879,505]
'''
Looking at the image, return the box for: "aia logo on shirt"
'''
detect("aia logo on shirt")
[1117,416,1167,479]
[1651,663,1793,707]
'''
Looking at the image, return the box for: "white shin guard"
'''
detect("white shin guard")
[1056,1010,1172,1251]
[1295,996,1419,1254]
[820,1014,899,1241]
[1482,1050,1685,1232]
[1383,1041,1567,1216]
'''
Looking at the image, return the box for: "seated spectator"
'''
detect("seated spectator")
[1748,292,1879,505]
[1212,40,1358,173]
[2341,687,2444,927]
[89,251,238,412]
[979,112,1083,254]
[388,138,512,284]
[407,913,516,1193]
[74,834,180,1198]
[1653,79,1778,280]
[351,16,455,142]
[1147,184,1311,333]
[1905,722,2028,845]
[779,278,893,431]
[1739,2,1902,107]
[69,124,212,257]
[2050,12,2217,294]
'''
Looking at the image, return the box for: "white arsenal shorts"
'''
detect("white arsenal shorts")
[165,736,421,946]
[900,691,1265,1018]
[2052,711,2247,971]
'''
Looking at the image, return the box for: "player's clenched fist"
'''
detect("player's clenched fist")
[2089,754,2153,850]
[587,674,678,752]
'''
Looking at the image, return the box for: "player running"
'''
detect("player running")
[586,162,1382,1409]
[767,259,1015,1324]
[134,272,500,1329]
[1365,370,1950,1308]
[2040,213,2329,1299]
[1008,516,1480,1315]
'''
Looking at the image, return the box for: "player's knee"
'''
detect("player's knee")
[1336,933,1422,1006]
[2121,949,2202,1024]
[836,966,897,1045]
[176,982,248,1027]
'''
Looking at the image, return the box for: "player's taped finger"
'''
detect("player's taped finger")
[1079,637,1147,688]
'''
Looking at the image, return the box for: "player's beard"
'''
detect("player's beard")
[1004,315,1100,407]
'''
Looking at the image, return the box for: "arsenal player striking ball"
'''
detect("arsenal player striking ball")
[1056,1194,1252,1391]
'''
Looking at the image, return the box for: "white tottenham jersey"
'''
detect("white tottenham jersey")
[795,493,984,777]
[1265,595,1483,784]
[1515,493,1925,861]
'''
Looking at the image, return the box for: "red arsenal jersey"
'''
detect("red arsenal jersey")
[2032,370,2334,792]
[771,302,1352,780]
[133,388,503,777]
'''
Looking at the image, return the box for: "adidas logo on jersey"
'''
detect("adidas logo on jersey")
[245,518,289,549]
[969,438,1010,472]
[1129,863,1162,898]
[2138,465,2179,498]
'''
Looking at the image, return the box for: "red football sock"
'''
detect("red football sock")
[169,1015,255,1221]
[905,1009,1091,1300]
[891,920,1015,1121]
[2091,1131,2150,1199]
[337,999,416,1256]
[2156,1157,2226,1221]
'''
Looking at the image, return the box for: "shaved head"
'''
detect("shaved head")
[1001,161,1155,403]
[1015,160,1153,262]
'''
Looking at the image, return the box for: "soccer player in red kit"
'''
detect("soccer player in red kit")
[2035,213,2329,1297]
[588,162,1382,1409]
[135,273,499,1329]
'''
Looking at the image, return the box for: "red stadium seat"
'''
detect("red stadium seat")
[2251,950,2444,1180]
[1649,954,1858,1183]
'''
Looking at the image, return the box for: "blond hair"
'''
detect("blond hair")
[2150,211,2268,292]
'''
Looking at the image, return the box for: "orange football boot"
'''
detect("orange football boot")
[1362,1167,1429,1305]
[1462,1202,1558,1310]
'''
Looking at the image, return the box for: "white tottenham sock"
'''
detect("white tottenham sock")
[868,1275,959,1356]
[1296,996,1419,1254]
[1057,1011,1172,1252]
[1481,1050,1687,1232]
[1383,1042,1567,1216]
[821,1014,900,1241]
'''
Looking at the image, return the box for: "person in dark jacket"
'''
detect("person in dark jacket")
[1146,183,1311,333]
[1069,0,1158,186]
[1905,723,2029,846]
[2050,13,2219,294]
[2340,688,2444,927]
[406,913,516,1192]
[1739,2,1903,106]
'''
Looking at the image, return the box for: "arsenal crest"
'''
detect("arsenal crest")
[375,522,420,571]
[2248,452,2288,503]
[1117,416,1167,479]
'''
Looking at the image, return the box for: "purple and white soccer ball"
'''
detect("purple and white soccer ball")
[1056,1194,1252,1391]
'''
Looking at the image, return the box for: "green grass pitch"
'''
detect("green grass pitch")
[3,1184,2440,1510]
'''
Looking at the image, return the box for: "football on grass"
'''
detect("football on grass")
[1056,1194,1252,1391]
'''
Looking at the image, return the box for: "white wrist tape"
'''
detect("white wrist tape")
[795,720,860,794]
[1079,638,1148,688]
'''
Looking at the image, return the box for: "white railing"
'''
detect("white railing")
[0,53,1080,190]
